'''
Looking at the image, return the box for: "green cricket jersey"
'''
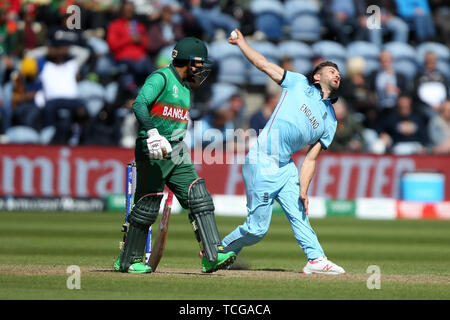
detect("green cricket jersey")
[132,64,191,160]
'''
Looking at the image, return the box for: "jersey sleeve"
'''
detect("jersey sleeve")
[132,72,166,131]
[279,70,309,89]
[319,118,337,150]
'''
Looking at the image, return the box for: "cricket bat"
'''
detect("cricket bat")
[148,191,173,271]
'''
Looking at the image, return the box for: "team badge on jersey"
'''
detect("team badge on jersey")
[173,85,179,98]
[305,86,314,97]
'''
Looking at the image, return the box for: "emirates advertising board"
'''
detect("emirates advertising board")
[0,145,449,207]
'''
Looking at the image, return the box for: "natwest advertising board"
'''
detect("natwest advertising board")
[1,145,449,200]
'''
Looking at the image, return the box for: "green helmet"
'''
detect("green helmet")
[172,37,212,64]
[172,37,212,86]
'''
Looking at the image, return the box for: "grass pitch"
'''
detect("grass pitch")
[0,210,449,300]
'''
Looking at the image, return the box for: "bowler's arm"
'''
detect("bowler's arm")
[229,29,284,84]
[299,141,323,215]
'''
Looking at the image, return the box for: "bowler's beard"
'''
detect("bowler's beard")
[326,79,339,95]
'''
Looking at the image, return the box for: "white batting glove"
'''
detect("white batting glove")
[146,128,172,159]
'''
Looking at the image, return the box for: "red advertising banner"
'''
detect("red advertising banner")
[0,145,134,198]
[1,144,449,200]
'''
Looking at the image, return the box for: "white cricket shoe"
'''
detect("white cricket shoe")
[302,256,345,275]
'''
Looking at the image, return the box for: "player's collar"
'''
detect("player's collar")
[312,82,338,104]
[169,63,189,88]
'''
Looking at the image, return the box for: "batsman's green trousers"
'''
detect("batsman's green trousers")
[134,150,197,209]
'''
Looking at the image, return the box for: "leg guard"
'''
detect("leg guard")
[120,193,163,271]
[188,178,223,262]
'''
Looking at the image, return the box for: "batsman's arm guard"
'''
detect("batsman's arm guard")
[120,193,163,271]
[188,178,223,262]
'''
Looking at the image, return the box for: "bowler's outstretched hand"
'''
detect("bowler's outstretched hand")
[228,29,244,45]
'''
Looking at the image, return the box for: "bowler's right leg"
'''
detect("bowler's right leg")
[221,162,274,255]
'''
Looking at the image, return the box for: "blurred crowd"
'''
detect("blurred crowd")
[0,0,449,156]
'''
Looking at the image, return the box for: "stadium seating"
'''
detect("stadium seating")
[209,40,247,85]
[77,80,106,118]
[250,0,285,41]
[277,40,313,75]
[383,41,418,80]
[6,126,40,144]
[289,14,322,43]
[346,41,381,75]
[284,0,320,24]
[312,40,347,76]
[158,43,176,59]
[246,40,280,85]
[39,126,56,144]
[211,83,240,109]
[284,0,321,42]
[104,82,119,105]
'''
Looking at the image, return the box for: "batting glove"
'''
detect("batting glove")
[146,128,172,159]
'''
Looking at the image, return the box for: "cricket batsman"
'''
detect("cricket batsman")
[114,37,236,274]
[221,29,345,274]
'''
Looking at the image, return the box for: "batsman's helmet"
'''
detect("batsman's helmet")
[172,37,212,64]
[172,37,212,86]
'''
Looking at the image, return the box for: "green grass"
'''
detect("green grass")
[1,211,450,300]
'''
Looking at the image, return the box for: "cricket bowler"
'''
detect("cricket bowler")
[114,37,236,274]
[221,29,345,275]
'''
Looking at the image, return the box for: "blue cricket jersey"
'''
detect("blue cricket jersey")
[251,70,337,165]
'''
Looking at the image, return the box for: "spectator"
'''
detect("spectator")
[428,99,450,154]
[226,92,247,129]
[221,0,255,36]
[431,0,450,47]
[193,105,234,149]
[16,3,47,53]
[413,51,449,119]
[106,1,154,87]
[328,98,365,152]
[339,57,378,129]
[10,57,42,130]
[183,0,239,42]
[147,5,185,59]
[395,0,436,42]
[77,0,120,30]
[0,4,19,92]
[322,0,367,45]
[364,0,409,46]
[0,55,16,135]
[369,50,409,117]
[249,90,280,134]
[26,41,91,145]
[0,79,5,136]
[0,1,21,134]
[118,94,137,148]
[377,95,429,155]
[0,3,19,57]
[5,0,20,19]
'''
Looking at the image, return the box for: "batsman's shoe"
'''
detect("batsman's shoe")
[302,256,345,275]
[127,262,152,274]
[201,251,236,273]
[113,254,122,272]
